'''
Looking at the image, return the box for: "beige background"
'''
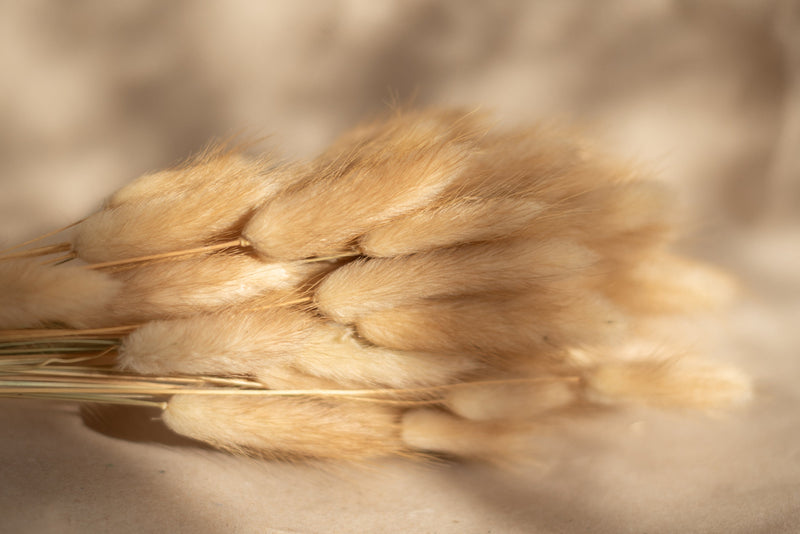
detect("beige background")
[1,1,799,532]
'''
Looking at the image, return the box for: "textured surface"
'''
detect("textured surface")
[2,1,799,532]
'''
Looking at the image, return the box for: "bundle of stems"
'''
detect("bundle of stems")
[0,109,751,462]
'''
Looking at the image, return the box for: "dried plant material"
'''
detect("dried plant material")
[584,358,752,410]
[106,253,325,324]
[355,291,625,360]
[0,108,752,464]
[0,259,122,329]
[444,379,577,421]
[439,124,591,200]
[75,151,304,263]
[243,110,488,260]
[106,146,273,208]
[573,181,676,251]
[120,309,478,388]
[360,197,548,257]
[163,395,403,460]
[401,408,536,461]
[602,254,738,314]
[316,239,597,324]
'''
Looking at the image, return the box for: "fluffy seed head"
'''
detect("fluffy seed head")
[360,197,548,257]
[316,239,598,323]
[164,395,403,461]
[444,380,576,421]
[355,291,625,361]
[108,253,325,324]
[401,409,538,461]
[119,308,477,388]
[75,151,305,263]
[0,259,122,329]
[584,358,752,410]
[243,110,488,260]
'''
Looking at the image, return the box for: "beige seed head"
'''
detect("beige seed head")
[584,357,752,411]
[355,290,625,361]
[0,258,122,329]
[360,197,548,257]
[444,380,576,421]
[119,307,478,389]
[316,239,599,324]
[108,253,326,324]
[243,110,489,260]
[75,153,305,263]
[164,395,403,461]
[401,409,537,461]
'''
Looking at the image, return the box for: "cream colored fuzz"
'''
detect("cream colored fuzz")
[445,380,576,421]
[401,409,535,460]
[584,358,752,411]
[108,253,324,323]
[119,308,477,388]
[360,197,548,257]
[0,259,122,329]
[75,156,304,263]
[355,291,625,360]
[316,239,598,323]
[243,111,488,261]
[164,395,403,460]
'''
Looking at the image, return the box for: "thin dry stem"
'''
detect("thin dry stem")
[85,239,249,270]
[40,252,78,266]
[0,325,138,342]
[0,218,84,256]
[0,242,72,260]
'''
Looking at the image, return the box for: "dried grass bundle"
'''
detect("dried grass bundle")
[0,109,750,463]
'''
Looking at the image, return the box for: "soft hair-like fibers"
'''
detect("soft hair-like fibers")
[1,108,752,464]
[107,253,327,324]
[75,151,305,263]
[243,110,489,260]
[164,395,403,460]
[316,239,598,323]
[119,308,477,388]
[0,259,122,329]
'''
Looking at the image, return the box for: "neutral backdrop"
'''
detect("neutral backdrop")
[1,2,799,533]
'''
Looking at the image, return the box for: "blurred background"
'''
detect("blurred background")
[1,1,798,532]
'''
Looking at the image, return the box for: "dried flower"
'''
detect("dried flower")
[0,109,750,462]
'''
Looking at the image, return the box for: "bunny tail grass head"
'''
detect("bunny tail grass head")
[444,379,578,422]
[75,149,305,263]
[315,239,598,324]
[242,110,488,261]
[603,254,738,315]
[0,259,122,329]
[584,357,752,411]
[354,291,626,361]
[120,308,479,389]
[107,252,326,324]
[359,197,548,257]
[401,409,544,462]
[106,143,279,208]
[163,395,404,461]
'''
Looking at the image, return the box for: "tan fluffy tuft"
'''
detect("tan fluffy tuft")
[164,395,403,460]
[401,409,538,461]
[75,151,305,263]
[316,239,598,323]
[243,110,489,260]
[119,308,477,388]
[584,358,752,410]
[355,291,625,361]
[0,259,122,329]
[107,253,325,324]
